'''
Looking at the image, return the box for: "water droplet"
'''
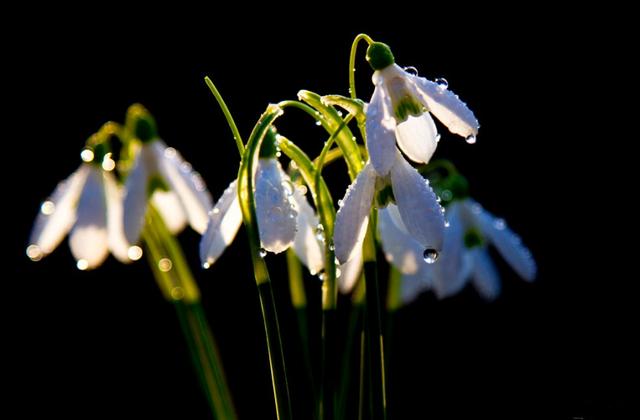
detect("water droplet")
[296,185,308,195]
[171,287,185,300]
[329,243,335,251]
[441,190,453,201]
[348,88,352,94]
[40,200,55,215]
[212,207,220,215]
[164,147,177,158]
[337,110,343,117]
[318,271,325,281]
[335,268,342,278]
[288,212,296,219]
[471,203,482,214]
[26,244,43,261]
[465,134,477,144]
[276,151,282,158]
[440,206,446,214]
[352,136,357,142]
[403,66,419,76]
[202,262,211,269]
[444,220,450,228]
[76,259,89,270]
[80,149,94,162]
[128,246,143,261]
[435,134,441,143]
[101,155,116,171]
[436,196,441,203]
[423,249,439,264]
[180,162,193,172]
[259,248,268,258]
[435,77,448,89]
[281,180,294,196]
[315,120,322,126]
[158,258,173,272]
[493,218,506,230]
[290,161,298,170]
[337,199,344,208]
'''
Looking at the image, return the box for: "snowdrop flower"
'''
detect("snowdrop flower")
[200,130,324,275]
[383,199,536,304]
[27,147,130,270]
[365,42,480,177]
[123,111,213,246]
[333,151,445,268]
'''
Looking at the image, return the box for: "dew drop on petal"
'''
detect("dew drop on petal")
[315,224,325,242]
[40,200,55,215]
[296,185,308,195]
[80,149,94,162]
[435,77,449,89]
[444,220,450,228]
[102,155,116,171]
[26,244,43,261]
[328,243,335,251]
[494,218,506,230]
[128,246,143,261]
[180,162,192,172]
[318,271,325,281]
[77,259,89,270]
[337,199,344,208]
[158,258,173,272]
[202,261,211,269]
[315,120,322,126]
[164,147,177,159]
[259,248,268,258]
[403,66,419,76]
[171,287,185,300]
[212,207,220,214]
[423,249,439,264]
[281,180,294,196]
[335,268,342,278]
[465,134,477,144]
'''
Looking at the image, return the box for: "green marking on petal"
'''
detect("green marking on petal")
[464,228,485,249]
[366,42,395,71]
[148,175,170,197]
[394,97,424,122]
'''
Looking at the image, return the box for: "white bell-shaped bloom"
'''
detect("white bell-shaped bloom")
[334,152,445,270]
[200,158,324,275]
[395,199,537,304]
[123,140,212,245]
[367,64,479,176]
[27,163,130,270]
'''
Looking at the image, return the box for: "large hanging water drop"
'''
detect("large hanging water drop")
[259,248,268,258]
[423,248,439,264]
[465,134,477,144]
[435,78,448,89]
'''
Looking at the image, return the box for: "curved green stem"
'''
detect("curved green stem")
[349,34,374,100]
[237,105,292,420]
[205,76,245,155]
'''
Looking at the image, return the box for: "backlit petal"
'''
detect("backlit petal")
[334,162,377,264]
[469,248,501,300]
[104,172,131,263]
[152,190,188,234]
[366,85,397,176]
[291,188,324,275]
[338,247,363,294]
[395,113,439,164]
[199,180,242,267]
[378,205,423,274]
[123,149,150,245]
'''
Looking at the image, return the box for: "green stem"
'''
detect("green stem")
[349,34,374,100]
[237,105,292,420]
[205,76,245,155]
[363,221,386,420]
[286,249,317,420]
[142,207,236,419]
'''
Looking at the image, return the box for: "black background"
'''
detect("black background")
[5,8,634,420]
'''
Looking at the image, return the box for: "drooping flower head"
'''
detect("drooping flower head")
[122,105,213,246]
[365,41,480,176]
[200,127,323,275]
[27,126,130,270]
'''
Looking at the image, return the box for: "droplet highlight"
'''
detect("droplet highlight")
[423,249,439,264]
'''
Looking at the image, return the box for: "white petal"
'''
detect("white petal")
[291,188,324,275]
[395,113,439,164]
[432,204,472,299]
[390,153,445,252]
[338,247,363,294]
[334,162,377,264]
[154,141,213,234]
[378,205,423,274]
[69,167,109,269]
[465,200,537,281]
[103,172,131,263]
[152,190,188,234]
[469,248,501,300]
[366,85,397,176]
[29,164,89,256]
[123,148,150,245]
[254,159,297,254]
[410,76,479,138]
[400,269,433,305]
[199,180,243,267]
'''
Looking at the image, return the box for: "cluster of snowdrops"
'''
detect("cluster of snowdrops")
[27,35,536,419]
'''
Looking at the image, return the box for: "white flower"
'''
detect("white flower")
[333,152,445,271]
[385,199,537,304]
[27,162,130,270]
[365,43,479,177]
[199,157,324,275]
[123,140,213,245]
